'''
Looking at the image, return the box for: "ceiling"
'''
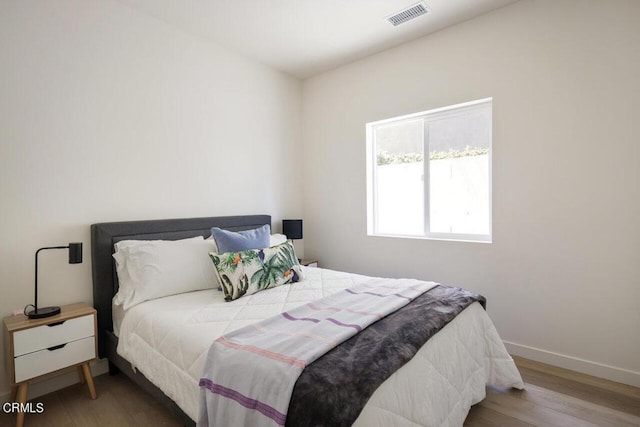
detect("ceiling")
[115,0,520,79]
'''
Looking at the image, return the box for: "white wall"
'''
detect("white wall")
[0,0,301,397]
[302,0,640,386]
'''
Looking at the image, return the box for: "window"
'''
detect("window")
[366,98,492,242]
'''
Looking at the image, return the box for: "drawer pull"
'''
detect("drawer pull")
[47,321,66,327]
[47,343,67,351]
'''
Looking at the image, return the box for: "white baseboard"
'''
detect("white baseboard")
[0,359,109,404]
[504,340,640,388]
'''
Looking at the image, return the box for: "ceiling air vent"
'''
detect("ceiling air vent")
[387,2,429,26]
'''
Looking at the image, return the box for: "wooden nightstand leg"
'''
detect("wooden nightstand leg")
[10,384,18,402]
[77,365,85,384]
[81,362,97,399]
[15,383,28,427]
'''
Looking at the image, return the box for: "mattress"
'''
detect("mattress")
[116,266,524,424]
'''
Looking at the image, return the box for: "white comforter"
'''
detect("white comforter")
[117,267,524,425]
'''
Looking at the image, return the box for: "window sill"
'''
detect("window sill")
[368,232,492,244]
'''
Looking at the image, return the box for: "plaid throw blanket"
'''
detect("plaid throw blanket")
[197,278,437,427]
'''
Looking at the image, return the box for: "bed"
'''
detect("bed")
[91,214,524,426]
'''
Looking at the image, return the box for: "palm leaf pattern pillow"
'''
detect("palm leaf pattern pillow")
[209,240,303,301]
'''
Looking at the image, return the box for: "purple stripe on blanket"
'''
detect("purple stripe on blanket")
[327,317,362,332]
[281,311,320,323]
[283,310,363,332]
[346,288,412,301]
[307,303,384,320]
[199,378,286,426]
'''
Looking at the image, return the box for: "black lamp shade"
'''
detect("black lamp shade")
[282,219,303,240]
[69,242,83,264]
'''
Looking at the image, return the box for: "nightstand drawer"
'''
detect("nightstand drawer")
[13,315,94,357]
[14,336,95,383]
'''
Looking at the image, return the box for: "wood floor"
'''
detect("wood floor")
[1,356,638,426]
[465,356,640,426]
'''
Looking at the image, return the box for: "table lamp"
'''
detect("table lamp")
[25,242,83,319]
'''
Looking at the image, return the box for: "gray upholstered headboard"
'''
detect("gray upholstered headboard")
[91,214,271,357]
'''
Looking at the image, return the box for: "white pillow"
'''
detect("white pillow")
[113,236,218,309]
[269,233,288,247]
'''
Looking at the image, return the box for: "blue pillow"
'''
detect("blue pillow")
[211,224,271,253]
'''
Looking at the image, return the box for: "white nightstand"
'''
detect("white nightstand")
[3,302,98,427]
[300,259,318,267]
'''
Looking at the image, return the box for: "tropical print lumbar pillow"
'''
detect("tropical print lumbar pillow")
[209,240,303,301]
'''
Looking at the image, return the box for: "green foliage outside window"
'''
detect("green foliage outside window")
[377,146,489,166]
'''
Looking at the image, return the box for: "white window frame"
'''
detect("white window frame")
[366,98,492,243]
